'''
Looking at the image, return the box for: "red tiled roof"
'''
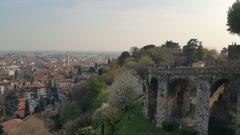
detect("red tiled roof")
[30,82,46,88]
[52,73,64,80]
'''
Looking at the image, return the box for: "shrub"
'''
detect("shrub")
[8,116,52,135]
[162,120,179,132]
[181,126,198,135]
[75,126,95,135]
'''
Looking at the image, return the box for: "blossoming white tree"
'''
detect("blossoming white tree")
[108,72,142,110]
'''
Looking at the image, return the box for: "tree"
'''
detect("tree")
[135,55,154,79]
[87,78,107,109]
[59,102,81,123]
[141,44,156,50]
[182,39,202,65]
[130,47,139,56]
[34,97,45,113]
[220,47,228,64]
[71,78,109,112]
[93,103,120,135]
[8,116,52,135]
[196,43,205,61]
[0,125,3,135]
[156,47,175,66]
[70,83,89,112]
[227,0,240,35]
[107,59,111,65]
[0,96,5,119]
[24,99,30,116]
[162,40,180,48]
[220,47,228,57]
[88,67,96,73]
[100,67,126,85]
[63,113,92,135]
[98,68,103,76]
[117,51,130,65]
[108,72,142,110]
[4,92,19,117]
[75,126,95,135]
[123,57,138,69]
[204,49,222,66]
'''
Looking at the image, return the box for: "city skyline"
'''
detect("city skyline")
[1,0,240,51]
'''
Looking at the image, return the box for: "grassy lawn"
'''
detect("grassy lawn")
[114,101,170,135]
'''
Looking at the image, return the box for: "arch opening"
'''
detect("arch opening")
[167,79,197,126]
[208,78,237,135]
[148,77,158,123]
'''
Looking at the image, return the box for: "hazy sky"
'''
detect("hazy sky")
[1,0,240,51]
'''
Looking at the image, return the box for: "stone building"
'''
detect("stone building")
[143,45,240,135]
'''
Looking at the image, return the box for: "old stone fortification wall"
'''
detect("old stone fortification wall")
[143,67,240,135]
[155,81,167,127]
[194,80,210,135]
[236,92,240,135]
[143,45,240,135]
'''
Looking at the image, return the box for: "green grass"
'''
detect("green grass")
[113,102,170,135]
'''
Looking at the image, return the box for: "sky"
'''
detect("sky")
[0,0,240,51]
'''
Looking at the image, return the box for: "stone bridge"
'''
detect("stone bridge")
[143,45,240,135]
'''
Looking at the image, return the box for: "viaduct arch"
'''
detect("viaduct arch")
[143,45,240,135]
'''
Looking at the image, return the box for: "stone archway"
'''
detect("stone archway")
[148,77,158,122]
[208,78,236,135]
[167,78,197,125]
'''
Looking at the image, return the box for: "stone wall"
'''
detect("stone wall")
[143,80,148,119]
[237,93,240,135]
[195,80,210,135]
[155,80,168,127]
[145,45,240,135]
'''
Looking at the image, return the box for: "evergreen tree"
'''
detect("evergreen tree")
[227,0,240,36]
[5,92,19,117]
[182,39,201,65]
[38,97,45,112]
[196,43,205,61]
[162,40,180,48]
[117,51,130,65]
[24,99,30,116]
[0,125,3,135]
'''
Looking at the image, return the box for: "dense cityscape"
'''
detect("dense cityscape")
[1,0,240,135]
[0,51,118,133]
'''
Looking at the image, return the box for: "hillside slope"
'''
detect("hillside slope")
[114,102,170,135]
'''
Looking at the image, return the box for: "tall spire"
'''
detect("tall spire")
[67,51,70,67]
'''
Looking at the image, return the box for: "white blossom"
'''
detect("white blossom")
[108,72,142,110]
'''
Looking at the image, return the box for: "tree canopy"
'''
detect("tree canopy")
[4,92,19,117]
[182,39,204,65]
[108,72,142,110]
[162,41,180,48]
[117,51,130,65]
[227,0,240,35]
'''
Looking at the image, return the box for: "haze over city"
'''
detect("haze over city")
[2,0,240,135]
[1,0,240,51]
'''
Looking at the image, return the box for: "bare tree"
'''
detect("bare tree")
[8,116,52,135]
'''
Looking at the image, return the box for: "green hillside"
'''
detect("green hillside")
[114,102,170,135]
